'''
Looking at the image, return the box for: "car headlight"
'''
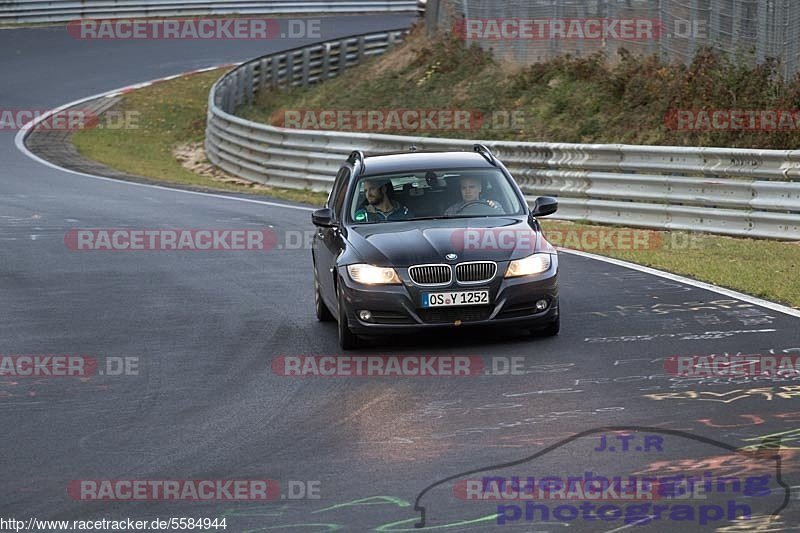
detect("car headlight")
[347,264,401,285]
[505,253,551,278]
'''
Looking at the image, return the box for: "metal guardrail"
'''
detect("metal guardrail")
[206,31,800,240]
[0,0,418,23]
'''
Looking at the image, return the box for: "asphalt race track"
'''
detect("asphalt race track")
[2,14,800,533]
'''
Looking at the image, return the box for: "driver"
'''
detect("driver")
[444,176,501,216]
[354,178,413,222]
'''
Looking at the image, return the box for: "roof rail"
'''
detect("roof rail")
[347,150,366,175]
[473,143,497,166]
[347,150,364,164]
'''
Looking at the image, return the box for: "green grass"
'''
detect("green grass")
[71,69,329,206]
[541,220,800,307]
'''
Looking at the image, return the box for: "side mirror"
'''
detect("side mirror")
[531,196,558,217]
[312,208,336,227]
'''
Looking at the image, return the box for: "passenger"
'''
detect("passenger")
[354,178,413,222]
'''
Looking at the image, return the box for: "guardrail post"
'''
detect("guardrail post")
[245,63,256,104]
[337,41,346,75]
[320,43,331,82]
[258,57,269,91]
[357,36,365,64]
[302,48,311,87]
[286,52,296,87]
[231,69,240,108]
[270,56,280,89]
[224,78,234,113]
[236,67,246,107]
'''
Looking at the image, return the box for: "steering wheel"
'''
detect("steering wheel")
[455,200,499,215]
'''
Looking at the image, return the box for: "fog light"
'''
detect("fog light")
[359,310,372,321]
[535,300,548,311]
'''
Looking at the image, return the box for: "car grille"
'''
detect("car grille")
[455,261,497,283]
[409,264,451,285]
[418,307,492,324]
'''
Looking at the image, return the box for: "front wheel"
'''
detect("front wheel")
[337,286,360,350]
[314,274,334,322]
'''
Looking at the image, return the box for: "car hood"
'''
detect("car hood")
[345,217,553,267]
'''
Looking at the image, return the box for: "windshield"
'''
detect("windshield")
[348,168,524,224]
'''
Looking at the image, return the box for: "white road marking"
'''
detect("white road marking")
[13,64,315,213]
[560,248,800,318]
[603,516,657,532]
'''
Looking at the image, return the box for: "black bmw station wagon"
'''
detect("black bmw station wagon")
[311,145,560,349]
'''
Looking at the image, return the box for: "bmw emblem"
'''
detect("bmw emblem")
[445,253,458,261]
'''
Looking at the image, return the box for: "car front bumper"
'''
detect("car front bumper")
[337,256,559,335]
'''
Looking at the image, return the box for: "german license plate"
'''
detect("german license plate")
[422,290,489,308]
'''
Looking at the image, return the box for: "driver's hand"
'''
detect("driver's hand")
[486,200,499,209]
